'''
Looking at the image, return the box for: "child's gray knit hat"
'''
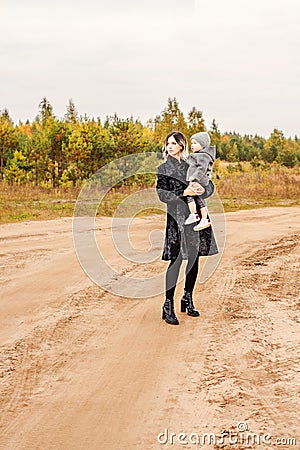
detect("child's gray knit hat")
[191,132,211,149]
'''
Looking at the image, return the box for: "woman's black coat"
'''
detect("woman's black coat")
[156,155,218,261]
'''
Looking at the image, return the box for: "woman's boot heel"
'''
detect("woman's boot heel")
[180,291,200,317]
[162,308,166,319]
[181,300,187,313]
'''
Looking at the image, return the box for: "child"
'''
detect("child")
[184,132,216,231]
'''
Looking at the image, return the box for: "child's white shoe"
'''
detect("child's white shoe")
[184,213,199,225]
[193,218,211,231]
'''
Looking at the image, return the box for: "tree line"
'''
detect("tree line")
[0,97,299,186]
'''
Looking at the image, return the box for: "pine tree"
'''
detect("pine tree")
[65,99,78,124]
[187,106,205,135]
[210,118,221,149]
[263,129,285,163]
[36,97,54,127]
[0,109,17,180]
[154,97,188,143]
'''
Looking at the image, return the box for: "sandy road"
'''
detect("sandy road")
[0,207,300,449]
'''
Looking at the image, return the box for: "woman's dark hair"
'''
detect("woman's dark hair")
[163,131,188,160]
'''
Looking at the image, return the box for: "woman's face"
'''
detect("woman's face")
[166,135,182,159]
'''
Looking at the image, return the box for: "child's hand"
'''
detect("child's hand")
[183,187,197,196]
[190,181,205,195]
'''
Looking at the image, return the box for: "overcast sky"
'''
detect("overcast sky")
[1,0,299,137]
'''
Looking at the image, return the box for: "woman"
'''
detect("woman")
[156,131,218,325]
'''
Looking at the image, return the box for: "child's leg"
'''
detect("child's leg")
[200,206,208,219]
[193,196,211,231]
[185,196,199,225]
[194,195,206,211]
[192,182,213,228]
[188,200,197,214]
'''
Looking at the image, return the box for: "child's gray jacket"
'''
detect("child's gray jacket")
[186,146,216,186]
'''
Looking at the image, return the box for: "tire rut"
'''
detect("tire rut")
[195,232,300,441]
[0,286,107,433]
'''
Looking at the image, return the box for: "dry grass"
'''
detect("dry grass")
[213,162,300,211]
[0,163,299,223]
[0,185,80,223]
[0,183,155,223]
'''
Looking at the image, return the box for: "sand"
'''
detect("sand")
[0,207,300,449]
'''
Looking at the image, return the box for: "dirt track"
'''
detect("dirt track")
[0,207,300,449]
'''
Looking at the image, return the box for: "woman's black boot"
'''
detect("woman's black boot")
[180,291,200,317]
[162,298,179,325]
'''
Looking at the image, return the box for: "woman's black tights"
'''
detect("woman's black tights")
[166,253,199,300]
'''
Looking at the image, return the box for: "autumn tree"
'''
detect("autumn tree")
[35,97,54,127]
[210,118,221,149]
[1,99,299,187]
[154,98,188,144]
[187,107,206,136]
[63,123,93,185]
[276,139,299,167]
[263,129,285,163]
[46,118,66,186]
[0,109,17,180]
[65,99,78,124]
[5,150,28,184]
[85,122,107,173]
[29,122,51,185]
